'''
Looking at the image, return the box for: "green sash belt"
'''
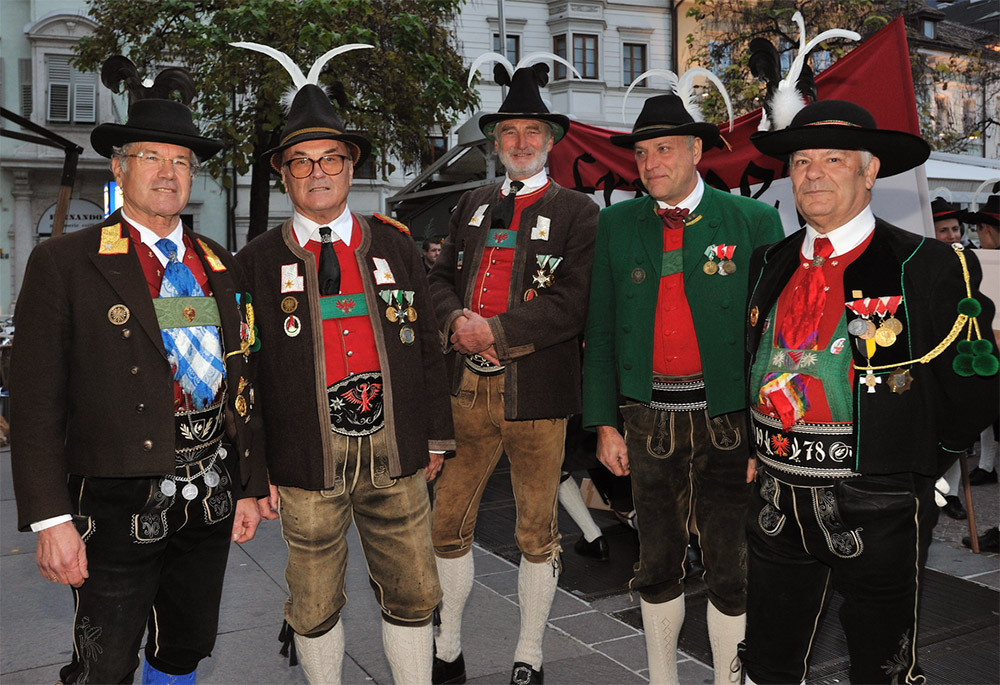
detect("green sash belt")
[153,296,221,330]
[485,229,518,248]
[320,294,369,320]
[661,249,683,277]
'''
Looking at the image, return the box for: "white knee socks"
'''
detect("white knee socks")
[434,552,475,663]
[558,476,603,542]
[383,620,433,684]
[294,621,345,685]
[641,595,685,685]
[513,556,559,670]
[706,603,746,685]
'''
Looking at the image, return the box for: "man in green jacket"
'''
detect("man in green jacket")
[582,93,783,684]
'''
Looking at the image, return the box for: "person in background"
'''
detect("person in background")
[423,237,443,272]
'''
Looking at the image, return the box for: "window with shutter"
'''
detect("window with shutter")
[74,83,96,123]
[19,58,33,117]
[48,82,70,122]
[46,54,98,124]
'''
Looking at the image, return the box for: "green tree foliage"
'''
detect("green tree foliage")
[75,0,479,238]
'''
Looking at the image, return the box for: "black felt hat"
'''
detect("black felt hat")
[964,195,1000,227]
[750,99,930,178]
[90,56,222,159]
[479,64,570,143]
[931,198,967,223]
[609,94,722,149]
[263,84,371,172]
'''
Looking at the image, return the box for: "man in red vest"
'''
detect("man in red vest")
[428,62,598,685]
[744,99,999,683]
[237,78,454,682]
[10,58,265,684]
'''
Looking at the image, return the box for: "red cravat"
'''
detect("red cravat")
[657,206,690,229]
[780,237,834,351]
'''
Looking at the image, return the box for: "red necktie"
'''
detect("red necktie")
[780,237,834,350]
[657,206,689,229]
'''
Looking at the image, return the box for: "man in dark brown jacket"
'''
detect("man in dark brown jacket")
[10,62,265,685]
[234,48,454,684]
[428,62,598,685]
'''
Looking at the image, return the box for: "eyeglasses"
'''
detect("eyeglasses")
[124,152,199,176]
[283,154,351,179]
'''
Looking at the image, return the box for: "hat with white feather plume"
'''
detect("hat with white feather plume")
[749,12,860,132]
[230,41,373,170]
[469,51,579,143]
[610,67,734,149]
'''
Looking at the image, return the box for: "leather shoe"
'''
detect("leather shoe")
[963,526,1000,553]
[510,662,543,684]
[968,467,998,486]
[432,653,466,684]
[574,534,609,560]
[941,495,967,520]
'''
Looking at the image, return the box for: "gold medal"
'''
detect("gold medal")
[281,296,298,314]
[234,394,248,417]
[406,306,418,322]
[703,260,718,275]
[874,325,896,347]
[108,304,130,325]
[884,316,903,335]
[721,259,736,275]
[385,306,398,323]
[750,306,759,327]
[858,320,877,340]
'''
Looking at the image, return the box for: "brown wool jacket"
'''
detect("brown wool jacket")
[236,215,455,489]
[10,211,266,531]
[428,180,599,420]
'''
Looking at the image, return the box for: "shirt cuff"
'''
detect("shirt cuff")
[429,450,446,455]
[31,514,73,532]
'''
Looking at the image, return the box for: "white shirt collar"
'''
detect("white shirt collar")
[655,174,705,214]
[292,205,353,248]
[123,209,185,267]
[502,169,548,197]
[802,205,876,259]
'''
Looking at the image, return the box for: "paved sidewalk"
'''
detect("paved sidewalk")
[2,444,997,684]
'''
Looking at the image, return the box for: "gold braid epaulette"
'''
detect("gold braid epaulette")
[374,212,410,235]
[856,243,976,372]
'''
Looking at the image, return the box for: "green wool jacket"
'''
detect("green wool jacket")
[582,185,784,428]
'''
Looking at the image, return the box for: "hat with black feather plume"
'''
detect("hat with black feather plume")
[91,55,223,159]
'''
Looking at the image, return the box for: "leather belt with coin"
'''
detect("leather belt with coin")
[751,408,858,483]
[161,397,228,499]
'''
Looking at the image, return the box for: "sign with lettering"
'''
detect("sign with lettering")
[37,198,105,236]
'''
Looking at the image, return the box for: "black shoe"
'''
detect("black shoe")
[968,467,998,486]
[684,543,705,577]
[432,652,466,684]
[510,662,543,684]
[941,495,967,520]
[574,534,610,560]
[963,526,1000,553]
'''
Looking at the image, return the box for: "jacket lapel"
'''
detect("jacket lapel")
[635,196,662,275]
[190,233,240,358]
[87,213,166,356]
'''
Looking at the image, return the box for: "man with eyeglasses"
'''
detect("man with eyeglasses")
[236,79,454,683]
[9,59,265,684]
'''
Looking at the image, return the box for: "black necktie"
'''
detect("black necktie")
[317,226,340,296]
[492,180,525,229]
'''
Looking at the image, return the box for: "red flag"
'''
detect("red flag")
[549,16,918,202]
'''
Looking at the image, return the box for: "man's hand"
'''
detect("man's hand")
[424,452,444,482]
[258,482,280,520]
[450,309,495,355]
[746,457,758,484]
[37,521,88,588]
[596,425,630,476]
[232,497,263,543]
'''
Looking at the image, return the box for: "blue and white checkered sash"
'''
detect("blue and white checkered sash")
[155,238,224,409]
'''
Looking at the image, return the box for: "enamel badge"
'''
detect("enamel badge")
[281,264,304,293]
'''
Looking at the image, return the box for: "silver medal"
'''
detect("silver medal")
[217,446,227,460]
[182,483,199,500]
[847,318,869,336]
[160,479,177,497]
[203,470,220,488]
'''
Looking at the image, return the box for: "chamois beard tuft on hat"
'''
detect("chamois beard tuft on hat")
[749,11,860,131]
[101,55,196,105]
[620,66,734,133]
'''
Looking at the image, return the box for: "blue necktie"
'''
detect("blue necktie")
[155,238,224,409]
